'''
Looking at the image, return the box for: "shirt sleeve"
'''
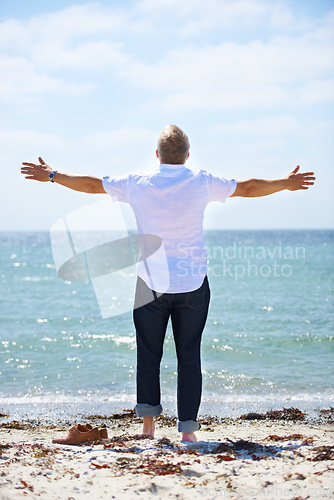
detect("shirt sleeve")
[102,175,130,203]
[205,172,237,202]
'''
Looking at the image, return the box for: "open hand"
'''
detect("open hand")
[21,157,52,182]
[285,166,315,191]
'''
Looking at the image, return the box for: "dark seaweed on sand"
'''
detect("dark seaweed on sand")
[240,407,305,421]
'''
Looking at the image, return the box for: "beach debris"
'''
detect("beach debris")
[89,462,112,469]
[0,420,35,430]
[252,454,269,461]
[132,457,183,476]
[289,497,309,500]
[0,443,11,454]
[266,408,306,421]
[0,420,57,430]
[156,437,175,448]
[85,409,140,427]
[110,409,137,420]
[86,414,111,420]
[183,480,197,487]
[216,454,236,462]
[319,407,334,423]
[176,448,199,456]
[198,415,227,428]
[225,477,235,492]
[240,407,305,421]
[85,409,177,428]
[104,433,152,444]
[239,412,266,420]
[284,472,307,481]
[264,434,314,444]
[32,444,56,458]
[111,455,183,476]
[107,450,190,476]
[155,414,177,427]
[227,439,263,453]
[0,412,9,418]
[211,443,233,454]
[15,479,34,491]
[209,439,278,460]
[309,445,334,461]
[103,433,154,453]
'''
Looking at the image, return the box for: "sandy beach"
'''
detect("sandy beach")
[0,408,333,500]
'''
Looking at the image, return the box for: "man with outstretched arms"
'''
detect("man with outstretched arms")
[21,125,315,442]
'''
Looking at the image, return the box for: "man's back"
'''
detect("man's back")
[103,164,236,292]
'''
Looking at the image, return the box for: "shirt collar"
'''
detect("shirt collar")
[158,163,187,177]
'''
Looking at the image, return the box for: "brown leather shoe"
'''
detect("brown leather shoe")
[99,427,108,440]
[52,424,100,445]
[78,423,108,440]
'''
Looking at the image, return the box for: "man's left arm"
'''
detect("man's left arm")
[231,166,315,198]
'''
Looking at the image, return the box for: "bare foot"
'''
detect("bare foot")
[182,432,198,443]
[142,416,155,438]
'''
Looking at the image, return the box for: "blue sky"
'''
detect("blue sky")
[1,0,333,230]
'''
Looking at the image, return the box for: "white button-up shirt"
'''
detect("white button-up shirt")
[103,164,236,293]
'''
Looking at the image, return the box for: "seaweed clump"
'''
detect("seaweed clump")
[240,407,305,421]
[309,445,334,461]
[319,407,334,423]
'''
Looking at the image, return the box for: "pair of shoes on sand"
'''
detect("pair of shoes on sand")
[53,423,108,445]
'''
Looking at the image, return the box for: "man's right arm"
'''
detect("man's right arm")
[21,157,105,194]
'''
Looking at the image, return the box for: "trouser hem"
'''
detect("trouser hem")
[135,403,163,417]
[178,420,201,433]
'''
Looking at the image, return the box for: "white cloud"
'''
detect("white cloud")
[0,4,129,50]
[0,129,67,168]
[0,129,63,147]
[0,127,155,157]
[138,0,318,36]
[214,116,300,135]
[0,56,92,103]
[0,127,157,177]
[85,128,156,149]
[158,87,289,112]
[300,79,334,104]
[178,0,268,37]
[31,40,128,70]
[0,4,129,102]
[140,0,266,26]
[120,15,334,112]
[1,1,333,109]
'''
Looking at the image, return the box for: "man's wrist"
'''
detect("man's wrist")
[48,171,58,183]
[282,177,290,190]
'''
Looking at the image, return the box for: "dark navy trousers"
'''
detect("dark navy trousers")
[133,276,210,432]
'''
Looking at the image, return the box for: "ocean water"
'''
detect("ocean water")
[0,230,333,422]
